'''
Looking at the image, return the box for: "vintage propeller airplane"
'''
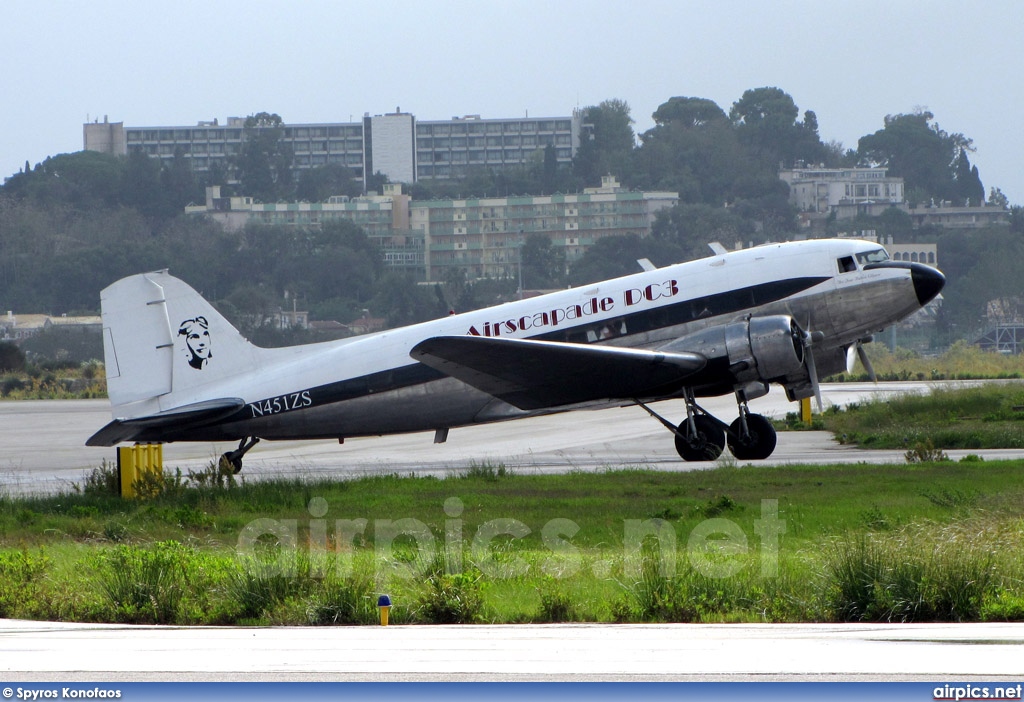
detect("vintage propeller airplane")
[87,238,944,471]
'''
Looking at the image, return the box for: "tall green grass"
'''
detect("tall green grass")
[835,341,1024,382]
[3,459,1024,624]
[798,381,1024,450]
[824,525,995,622]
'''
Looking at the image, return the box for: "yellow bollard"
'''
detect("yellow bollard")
[800,397,812,424]
[116,444,164,498]
[117,446,136,498]
[377,595,392,626]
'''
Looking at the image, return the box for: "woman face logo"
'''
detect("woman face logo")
[178,316,212,369]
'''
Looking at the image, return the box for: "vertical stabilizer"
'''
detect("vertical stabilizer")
[100,270,263,416]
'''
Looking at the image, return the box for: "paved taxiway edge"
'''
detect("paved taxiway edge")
[2,620,1024,681]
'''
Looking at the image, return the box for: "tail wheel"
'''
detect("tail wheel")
[727,413,777,460]
[219,454,244,474]
[674,415,725,461]
[220,436,260,474]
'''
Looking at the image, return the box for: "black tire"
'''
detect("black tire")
[674,415,726,461]
[727,413,777,460]
[220,453,243,474]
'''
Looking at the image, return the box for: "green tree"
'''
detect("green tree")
[567,233,692,286]
[568,234,649,285]
[857,111,974,205]
[652,96,729,129]
[729,177,797,240]
[274,220,383,302]
[234,112,294,202]
[935,228,1024,341]
[121,149,164,217]
[162,149,202,214]
[434,267,472,313]
[0,342,25,372]
[201,159,229,191]
[219,283,279,333]
[541,144,560,194]
[651,203,756,260]
[4,151,124,209]
[874,206,915,240]
[519,233,566,290]
[1010,206,1024,234]
[988,187,1009,209]
[364,171,389,196]
[729,87,827,167]
[826,206,915,242]
[633,96,750,205]
[369,272,445,327]
[296,163,361,202]
[952,149,984,206]
[572,99,635,186]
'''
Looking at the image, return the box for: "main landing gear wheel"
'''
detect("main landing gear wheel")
[727,413,777,461]
[674,415,726,461]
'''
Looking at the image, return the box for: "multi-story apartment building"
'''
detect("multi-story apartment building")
[412,176,677,280]
[185,184,425,277]
[84,110,582,187]
[415,114,577,181]
[185,176,678,282]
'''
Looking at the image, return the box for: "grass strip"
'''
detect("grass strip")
[2,457,1024,624]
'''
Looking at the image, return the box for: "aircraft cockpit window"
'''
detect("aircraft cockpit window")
[837,256,857,273]
[855,248,889,266]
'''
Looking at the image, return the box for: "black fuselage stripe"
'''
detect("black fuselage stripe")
[226,275,830,425]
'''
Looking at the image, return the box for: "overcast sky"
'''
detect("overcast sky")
[3,0,1022,204]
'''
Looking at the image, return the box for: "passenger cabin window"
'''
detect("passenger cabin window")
[838,256,857,273]
[855,248,889,266]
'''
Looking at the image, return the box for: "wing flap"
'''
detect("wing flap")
[86,398,245,446]
[411,336,706,410]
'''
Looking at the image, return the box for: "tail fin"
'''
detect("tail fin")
[100,270,262,415]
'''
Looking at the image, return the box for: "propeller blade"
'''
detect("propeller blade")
[857,342,877,383]
[799,322,824,412]
[805,344,823,412]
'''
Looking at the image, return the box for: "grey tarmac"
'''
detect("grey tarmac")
[1,619,1023,681]
[3,381,1024,495]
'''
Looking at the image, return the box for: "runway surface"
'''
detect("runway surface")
[2,380,1023,495]
[2,619,1023,681]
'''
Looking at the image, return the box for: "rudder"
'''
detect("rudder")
[100,270,261,416]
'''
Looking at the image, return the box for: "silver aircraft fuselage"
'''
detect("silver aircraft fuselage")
[88,238,944,454]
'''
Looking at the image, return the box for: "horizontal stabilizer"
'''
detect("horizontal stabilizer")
[86,398,245,447]
[411,336,706,410]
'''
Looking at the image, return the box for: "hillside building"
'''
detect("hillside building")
[905,203,1009,229]
[780,166,904,217]
[781,165,1009,230]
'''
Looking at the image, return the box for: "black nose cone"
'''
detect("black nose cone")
[911,264,945,306]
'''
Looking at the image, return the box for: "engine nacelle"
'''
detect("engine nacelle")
[661,315,807,393]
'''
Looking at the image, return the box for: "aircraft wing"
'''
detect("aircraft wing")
[86,398,246,446]
[411,336,706,410]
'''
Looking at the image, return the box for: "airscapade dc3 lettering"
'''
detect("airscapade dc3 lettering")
[469,280,678,337]
[87,239,944,473]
